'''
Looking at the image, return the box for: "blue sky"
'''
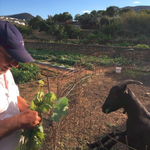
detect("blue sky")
[0,0,150,19]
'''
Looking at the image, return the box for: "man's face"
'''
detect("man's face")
[0,46,18,75]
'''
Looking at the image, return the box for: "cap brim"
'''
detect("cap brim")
[6,48,34,63]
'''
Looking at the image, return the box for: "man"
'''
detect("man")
[0,20,41,150]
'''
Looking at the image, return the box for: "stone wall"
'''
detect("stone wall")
[25,42,150,61]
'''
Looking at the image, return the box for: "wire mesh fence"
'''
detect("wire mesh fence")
[32,64,128,150]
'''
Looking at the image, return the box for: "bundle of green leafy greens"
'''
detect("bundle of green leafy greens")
[17,80,69,150]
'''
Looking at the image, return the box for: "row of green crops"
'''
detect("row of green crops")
[27,49,85,65]
[106,43,150,48]
[27,49,134,69]
[10,49,144,84]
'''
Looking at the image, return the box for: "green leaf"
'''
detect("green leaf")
[37,91,45,99]
[30,101,36,110]
[50,97,68,123]
[34,91,45,106]
[36,131,45,141]
[36,124,44,133]
[39,101,52,112]
[35,107,43,113]
[19,83,69,149]
[43,92,57,102]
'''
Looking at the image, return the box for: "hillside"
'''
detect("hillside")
[5,13,34,20]
[122,5,150,13]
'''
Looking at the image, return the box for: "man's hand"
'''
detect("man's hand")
[18,110,41,129]
[17,96,30,112]
[0,110,41,139]
[0,96,41,139]
[17,96,41,129]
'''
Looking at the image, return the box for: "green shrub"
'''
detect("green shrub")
[98,33,112,44]
[85,63,95,70]
[100,19,121,36]
[15,25,33,36]
[100,16,110,26]
[11,62,41,84]
[64,24,81,39]
[120,11,150,36]
[87,33,99,40]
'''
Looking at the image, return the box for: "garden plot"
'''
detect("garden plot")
[17,58,150,150]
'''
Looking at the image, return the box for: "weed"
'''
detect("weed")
[135,44,150,49]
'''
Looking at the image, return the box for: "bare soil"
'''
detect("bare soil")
[18,64,150,150]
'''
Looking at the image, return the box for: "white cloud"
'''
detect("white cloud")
[82,10,91,13]
[134,1,140,4]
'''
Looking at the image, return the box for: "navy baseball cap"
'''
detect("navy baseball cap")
[0,20,34,62]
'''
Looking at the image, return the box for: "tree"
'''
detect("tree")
[100,16,110,26]
[53,12,72,22]
[64,24,81,39]
[46,17,54,25]
[47,24,65,37]
[39,20,51,32]
[78,13,100,29]
[106,6,120,17]
[74,14,81,21]
[28,15,43,29]
[78,13,89,28]
[97,10,107,16]
[139,9,150,14]
[90,10,98,17]
[53,14,59,22]
[62,12,72,22]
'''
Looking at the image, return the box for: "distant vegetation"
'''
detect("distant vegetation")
[6,5,150,84]
[4,5,150,46]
